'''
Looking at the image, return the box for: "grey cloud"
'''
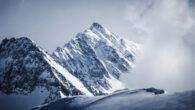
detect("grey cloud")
[121,0,195,93]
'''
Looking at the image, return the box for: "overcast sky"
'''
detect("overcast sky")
[0,0,134,53]
[121,0,195,93]
[0,0,195,93]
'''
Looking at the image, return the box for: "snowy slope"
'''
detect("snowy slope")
[52,22,141,95]
[41,49,92,96]
[31,88,195,110]
[0,37,92,105]
[0,23,141,110]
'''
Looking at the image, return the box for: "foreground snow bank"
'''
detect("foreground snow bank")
[31,88,195,110]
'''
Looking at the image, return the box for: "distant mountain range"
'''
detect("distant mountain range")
[0,23,141,104]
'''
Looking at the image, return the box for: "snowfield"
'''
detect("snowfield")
[31,88,195,110]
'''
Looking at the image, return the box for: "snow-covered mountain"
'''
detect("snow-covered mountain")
[32,88,195,110]
[0,23,140,109]
[52,22,141,95]
[0,37,92,104]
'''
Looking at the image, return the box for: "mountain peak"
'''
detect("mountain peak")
[0,37,34,47]
[52,22,141,96]
[90,22,105,31]
[0,36,89,103]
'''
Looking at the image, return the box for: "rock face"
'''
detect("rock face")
[0,23,140,104]
[0,37,92,104]
[52,22,140,95]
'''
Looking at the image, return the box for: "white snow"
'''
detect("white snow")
[39,48,93,96]
[59,91,66,98]
[52,23,142,95]
[32,89,195,110]
[104,75,125,93]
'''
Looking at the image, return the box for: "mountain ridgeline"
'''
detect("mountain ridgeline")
[52,22,140,95]
[0,23,140,104]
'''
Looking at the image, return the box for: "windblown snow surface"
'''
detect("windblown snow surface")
[32,88,195,110]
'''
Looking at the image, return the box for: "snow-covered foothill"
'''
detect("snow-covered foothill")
[32,88,195,110]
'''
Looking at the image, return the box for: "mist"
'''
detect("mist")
[0,0,195,93]
[121,0,195,93]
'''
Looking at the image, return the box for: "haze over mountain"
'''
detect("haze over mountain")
[0,22,195,110]
[1,0,195,93]
[1,0,195,110]
[0,23,140,110]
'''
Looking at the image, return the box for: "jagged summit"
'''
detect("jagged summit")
[0,37,34,48]
[89,22,115,39]
[1,37,32,42]
[0,37,54,95]
[52,22,141,95]
[0,23,141,107]
[90,22,104,30]
[0,36,92,103]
